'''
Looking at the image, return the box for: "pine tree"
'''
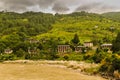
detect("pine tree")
[112,32,120,53]
[71,34,80,45]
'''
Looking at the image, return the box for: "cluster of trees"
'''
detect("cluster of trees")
[82,32,120,78]
[0,11,120,79]
[0,11,120,60]
[112,32,120,53]
[0,38,58,60]
[102,12,120,22]
[0,12,55,36]
[0,32,81,60]
[42,11,120,47]
[0,12,56,60]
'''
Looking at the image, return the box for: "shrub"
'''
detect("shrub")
[99,54,120,77]
[92,52,107,63]
[0,54,17,61]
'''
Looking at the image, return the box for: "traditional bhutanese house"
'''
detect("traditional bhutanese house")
[100,44,112,50]
[4,48,13,54]
[75,46,85,53]
[28,47,38,56]
[28,38,39,44]
[84,42,93,48]
[57,45,72,53]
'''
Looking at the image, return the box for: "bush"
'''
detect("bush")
[83,52,94,63]
[15,49,26,58]
[92,52,107,63]
[63,54,69,60]
[0,54,17,61]
[68,53,84,61]
[99,54,120,77]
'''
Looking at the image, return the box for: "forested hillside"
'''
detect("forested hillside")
[0,12,55,36]
[37,12,120,44]
[0,12,55,54]
[0,11,120,60]
[0,11,120,51]
[1,12,120,78]
[102,12,120,22]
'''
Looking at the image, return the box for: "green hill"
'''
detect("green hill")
[36,12,120,44]
[0,11,120,53]
[1,11,120,76]
[0,12,55,52]
[102,12,120,22]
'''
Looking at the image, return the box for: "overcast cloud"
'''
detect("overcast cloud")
[0,0,119,13]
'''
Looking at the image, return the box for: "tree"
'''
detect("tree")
[15,49,26,58]
[71,34,80,45]
[0,42,6,53]
[112,32,120,53]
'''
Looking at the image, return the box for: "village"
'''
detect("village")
[4,38,113,55]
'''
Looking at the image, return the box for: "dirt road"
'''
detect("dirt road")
[0,62,106,80]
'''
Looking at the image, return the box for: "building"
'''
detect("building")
[4,48,13,54]
[100,44,112,50]
[28,47,38,56]
[28,38,39,44]
[75,46,85,53]
[84,42,93,48]
[57,45,72,53]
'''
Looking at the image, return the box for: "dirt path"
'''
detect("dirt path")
[0,61,107,80]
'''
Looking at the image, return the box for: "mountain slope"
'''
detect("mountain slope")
[102,12,120,22]
[0,12,120,52]
[36,12,120,44]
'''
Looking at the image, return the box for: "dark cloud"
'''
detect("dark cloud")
[37,0,55,8]
[52,2,69,13]
[75,2,102,12]
[0,0,71,13]
[0,0,119,13]
[2,0,34,6]
[0,0,35,12]
[75,2,118,13]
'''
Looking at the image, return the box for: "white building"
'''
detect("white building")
[84,42,93,48]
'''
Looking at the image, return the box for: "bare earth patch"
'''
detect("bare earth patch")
[0,60,107,80]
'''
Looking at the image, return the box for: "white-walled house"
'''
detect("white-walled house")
[4,48,13,54]
[84,42,93,48]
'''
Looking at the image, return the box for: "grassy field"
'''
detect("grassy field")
[0,61,106,80]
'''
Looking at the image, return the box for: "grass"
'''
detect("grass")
[0,61,107,80]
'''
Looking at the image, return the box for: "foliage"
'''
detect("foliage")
[0,54,17,61]
[102,12,120,22]
[58,53,84,61]
[71,34,80,45]
[99,54,120,74]
[112,32,120,53]
[0,11,120,61]
[37,11,119,45]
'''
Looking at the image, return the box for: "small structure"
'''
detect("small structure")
[100,44,112,50]
[75,46,85,53]
[84,42,93,48]
[28,38,39,43]
[28,47,38,56]
[57,45,71,53]
[4,48,13,54]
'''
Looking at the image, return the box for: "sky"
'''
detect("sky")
[0,0,120,14]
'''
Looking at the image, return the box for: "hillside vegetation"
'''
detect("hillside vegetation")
[36,12,120,44]
[1,11,120,79]
[0,11,120,46]
[102,12,120,22]
[0,11,120,56]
